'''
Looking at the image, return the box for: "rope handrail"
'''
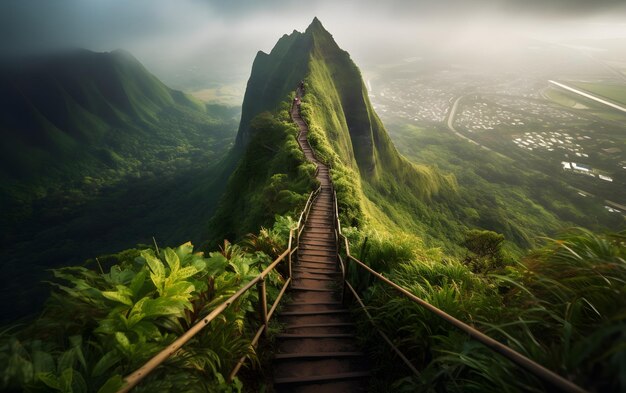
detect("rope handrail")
[331,190,587,393]
[116,183,321,393]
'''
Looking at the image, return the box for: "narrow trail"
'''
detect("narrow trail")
[272,90,370,392]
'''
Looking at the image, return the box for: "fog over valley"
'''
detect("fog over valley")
[2,0,626,94]
[1,2,625,392]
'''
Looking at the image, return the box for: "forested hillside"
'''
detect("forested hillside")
[0,49,238,321]
[1,18,623,393]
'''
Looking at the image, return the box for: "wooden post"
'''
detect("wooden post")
[341,255,349,305]
[288,250,293,285]
[257,278,268,337]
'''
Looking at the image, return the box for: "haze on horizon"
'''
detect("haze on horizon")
[2,0,626,95]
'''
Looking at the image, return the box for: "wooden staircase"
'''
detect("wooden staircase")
[272,92,370,392]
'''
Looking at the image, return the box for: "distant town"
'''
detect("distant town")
[367,63,625,214]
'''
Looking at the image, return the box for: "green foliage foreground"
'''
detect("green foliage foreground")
[345,227,626,392]
[0,216,296,393]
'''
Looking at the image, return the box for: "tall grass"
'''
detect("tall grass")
[348,227,626,392]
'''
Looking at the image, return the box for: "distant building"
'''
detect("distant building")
[571,162,591,172]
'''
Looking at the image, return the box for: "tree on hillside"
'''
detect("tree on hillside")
[462,229,505,273]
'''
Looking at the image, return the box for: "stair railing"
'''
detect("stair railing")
[332,191,587,393]
[289,85,585,392]
[116,185,321,393]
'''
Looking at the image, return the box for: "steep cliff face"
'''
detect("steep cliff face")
[0,49,239,320]
[302,18,404,180]
[235,29,312,149]
[210,18,457,244]
[0,49,210,182]
[235,18,420,183]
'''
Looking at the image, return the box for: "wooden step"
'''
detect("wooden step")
[305,219,333,225]
[274,371,370,385]
[286,302,342,307]
[282,303,345,315]
[298,256,337,264]
[292,268,340,276]
[298,255,336,263]
[292,275,338,282]
[276,333,355,339]
[280,309,349,316]
[291,278,333,290]
[299,249,337,257]
[299,238,335,245]
[277,337,359,354]
[297,261,337,270]
[276,380,367,393]
[301,229,334,236]
[299,244,336,252]
[290,286,336,292]
[310,207,333,213]
[296,263,337,271]
[307,212,333,218]
[274,352,365,360]
[289,290,339,304]
[299,237,336,244]
[274,358,368,379]
[305,228,334,234]
[299,242,337,251]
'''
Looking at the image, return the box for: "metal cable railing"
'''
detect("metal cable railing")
[331,189,588,393]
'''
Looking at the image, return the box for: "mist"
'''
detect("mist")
[2,0,625,94]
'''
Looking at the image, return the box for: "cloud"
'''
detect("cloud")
[2,0,625,55]
[1,0,625,90]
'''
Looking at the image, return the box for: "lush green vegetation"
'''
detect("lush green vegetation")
[206,101,318,246]
[0,216,294,393]
[3,18,624,393]
[234,24,315,149]
[287,19,625,392]
[343,226,625,392]
[296,20,460,243]
[0,50,239,322]
[382,121,623,252]
[570,81,626,106]
[545,85,626,123]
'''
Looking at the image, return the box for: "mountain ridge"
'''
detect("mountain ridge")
[0,49,210,183]
[209,17,456,244]
[0,49,238,321]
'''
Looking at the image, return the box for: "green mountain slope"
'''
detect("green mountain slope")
[235,30,310,149]
[0,49,237,321]
[0,49,204,185]
[212,17,622,256]
[209,18,457,246]
[0,21,623,393]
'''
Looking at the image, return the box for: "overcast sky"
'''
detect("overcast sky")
[2,0,626,90]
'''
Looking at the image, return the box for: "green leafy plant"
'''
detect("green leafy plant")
[1,222,293,393]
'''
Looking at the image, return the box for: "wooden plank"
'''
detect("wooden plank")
[288,286,337,293]
[274,371,370,385]
[276,333,355,339]
[280,309,349,316]
[274,352,365,360]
